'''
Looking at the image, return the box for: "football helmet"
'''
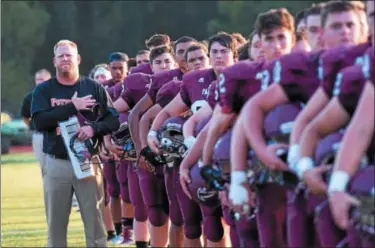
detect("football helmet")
[158,116,188,163]
[264,103,302,143]
[111,121,137,161]
[188,163,221,207]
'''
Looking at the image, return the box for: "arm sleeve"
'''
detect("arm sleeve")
[147,76,160,104]
[31,86,77,131]
[207,80,219,109]
[20,92,32,118]
[156,81,181,108]
[336,66,366,116]
[179,80,192,107]
[120,87,135,109]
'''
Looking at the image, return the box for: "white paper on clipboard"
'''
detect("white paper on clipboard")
[59,116,95,179]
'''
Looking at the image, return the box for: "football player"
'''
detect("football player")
[128,37,197,248]
[328,50,374,248]
[148,32,237,248]
[233,2,368,247]
[138,42,210,247]
[129,34,171,75]
[201,8,295,248]
[109,45,177,248]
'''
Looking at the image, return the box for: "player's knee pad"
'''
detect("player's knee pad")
[203,215,224,242]
[184,218,202,240]
[133,204,148,222]
[148,206,168,227]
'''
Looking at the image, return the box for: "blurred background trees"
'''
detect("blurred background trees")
[1,0,321,114]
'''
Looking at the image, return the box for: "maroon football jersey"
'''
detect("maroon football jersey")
[147,69,184,104]
[155,79,182,108]
[206,80,219,109]
[337,47,374,116]
[180,68,216,113]
[218,61,267,114]
[337,47,374,163]
[120,73,151,109]
[107,83,123,101]
[320,42,371,97]
[277,50,325,103]
[129,63,153,75]
[102,79,117,89]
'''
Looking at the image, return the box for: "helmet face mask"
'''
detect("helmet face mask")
[158,116,188,163]
[111,122,137,161]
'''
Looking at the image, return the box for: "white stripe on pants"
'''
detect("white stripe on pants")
[42,155,107,247]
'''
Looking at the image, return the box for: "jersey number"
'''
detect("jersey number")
[256,70,270,91]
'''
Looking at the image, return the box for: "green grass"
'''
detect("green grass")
[1,152,37,164]
[1,153,128,247]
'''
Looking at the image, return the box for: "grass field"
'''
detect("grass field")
[1,152,125,247]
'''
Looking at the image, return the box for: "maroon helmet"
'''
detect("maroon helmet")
[188,163,221,208]
[314,131,344,166]
[264,103,302,143]
[212,128,232,174]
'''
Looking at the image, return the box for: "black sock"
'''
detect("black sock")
[122,217,133,228]
[114,222,122,236]
[107,230,115,240]
[135,241,148,248]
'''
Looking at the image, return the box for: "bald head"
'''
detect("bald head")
[35,69,51,85]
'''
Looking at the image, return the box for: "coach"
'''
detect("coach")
[31,40,119,247]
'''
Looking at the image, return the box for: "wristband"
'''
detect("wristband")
[328,170,350,194]
[148,130,158,138]
[296,157,314,179]
[198,160,204,168]
[231,171,247,185]
[288,144,300,167]
[184,136,196,149]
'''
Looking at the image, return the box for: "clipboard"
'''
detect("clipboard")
[59,116,95,179]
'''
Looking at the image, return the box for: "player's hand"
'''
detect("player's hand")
[99,149,113,161]
[179,167,193,199]
[76,126,95,141]
[71,91,96,111]
[105,142,123,157]
[147,134,160,154]
[258,143,289,171]
[229,182,249,209]
[329,191,360,230]
[303,165,330,196]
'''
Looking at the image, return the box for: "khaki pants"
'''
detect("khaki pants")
[42,155,107,247]
[32,132,45,167]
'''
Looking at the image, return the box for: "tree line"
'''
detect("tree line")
[1,1,320,114]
